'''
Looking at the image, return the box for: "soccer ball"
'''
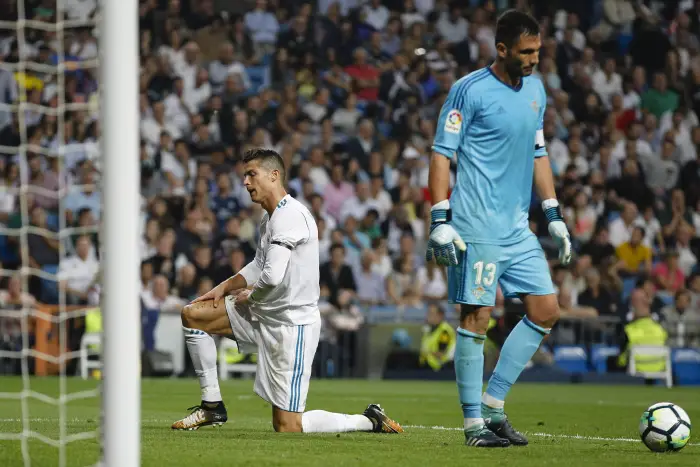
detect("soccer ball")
[639,402,691,452]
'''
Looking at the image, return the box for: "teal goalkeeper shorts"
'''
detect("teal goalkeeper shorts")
[447,234,555,306]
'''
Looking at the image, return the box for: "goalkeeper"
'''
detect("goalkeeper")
[425,10,571,448]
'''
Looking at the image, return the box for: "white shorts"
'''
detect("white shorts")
[224,296,320,413]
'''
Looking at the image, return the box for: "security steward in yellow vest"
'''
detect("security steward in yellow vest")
[84,307,102,351]
[617,290,668,372]
[420,305,456,371]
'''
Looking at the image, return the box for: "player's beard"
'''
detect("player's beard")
[504,52,524,82]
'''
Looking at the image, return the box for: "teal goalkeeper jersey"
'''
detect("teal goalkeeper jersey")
[432,67,548,246]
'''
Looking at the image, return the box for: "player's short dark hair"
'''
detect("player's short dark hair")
[495,9,540,49]
[242,148,286,183]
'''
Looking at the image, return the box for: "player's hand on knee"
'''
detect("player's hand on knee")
[191,283,226,306]
[426,223,466,266]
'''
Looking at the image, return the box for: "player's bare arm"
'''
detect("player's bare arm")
[428,152,451,204]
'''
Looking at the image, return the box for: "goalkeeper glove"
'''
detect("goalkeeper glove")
[425,200,466,266]
[542,199,572,265]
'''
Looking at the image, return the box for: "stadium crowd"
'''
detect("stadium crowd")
[1,0,700,375]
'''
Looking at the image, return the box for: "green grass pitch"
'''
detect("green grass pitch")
[0,377,698,466]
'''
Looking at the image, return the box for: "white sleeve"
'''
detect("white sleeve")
[238,245,264,286]
[249,208,310,300]
[268,208,310,249]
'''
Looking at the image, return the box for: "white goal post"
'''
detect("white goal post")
[100,0,140,466]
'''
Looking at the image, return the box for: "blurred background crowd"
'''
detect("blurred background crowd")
[1,0,700,378]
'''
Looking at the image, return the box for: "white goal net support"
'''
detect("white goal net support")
[0,1,140,466]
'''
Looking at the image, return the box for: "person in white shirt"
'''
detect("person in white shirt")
[58,235,100,304]
[140,100,181,150]
[244,0,280,46]
[339,180,380,223]
[592,57,622,108]
[184,68,212,115]
[609,201,638,247]
[436,6,469,45]
[362,0,390,31]
[172,148,403,434]
[208,42,251,94]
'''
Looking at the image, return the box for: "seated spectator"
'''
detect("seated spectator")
[0,274,36,347]
[58,235,100,305]
[354,249,386,305]
[319,243,357,310]
[419,304,456,372]
[652,250,686,295]
[557,285,599,319]
[615,226,652,276]
[577,268,618,316]
[580,225,616,266]
[675,223,698,276]
[386,256,422,308]
[174,263,198,301]
[140,274,185,351]
[662,290,700,348]
[417,262,447,303]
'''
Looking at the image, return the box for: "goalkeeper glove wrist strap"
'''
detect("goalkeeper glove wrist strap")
[542,198,564,223]
[430,200,452,228]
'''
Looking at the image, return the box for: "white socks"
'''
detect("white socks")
[482,392,505,409]
[183,326,222,402]
[464,418,484,430]
[301,410,374,433]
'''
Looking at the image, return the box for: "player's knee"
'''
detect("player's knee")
[181,304,195,328]
[527,300,560,329]
[460,305,492,335]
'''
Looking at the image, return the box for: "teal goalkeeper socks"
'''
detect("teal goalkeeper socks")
[455,328,486,422]
[484,316,549,410]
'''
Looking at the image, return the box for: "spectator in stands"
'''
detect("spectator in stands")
[354,249,386,305]
[58,235,100,305]
[244,0,280,52]
[386,255,422,308]
[616,226,653,277]
[578,268,618,316]
[175,263,198,301]
[662,289,700,347]
[417,261,447,303]
[320,243,357,310]
[652,250,686,295]
[581,225,616,266]
[64,168,101,225]
[609,201,638,247]
[140,274,184,351]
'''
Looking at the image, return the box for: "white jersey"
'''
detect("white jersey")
[239,194,320,326]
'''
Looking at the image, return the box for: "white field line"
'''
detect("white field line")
[0,420,697,447]
[404,424,699,446]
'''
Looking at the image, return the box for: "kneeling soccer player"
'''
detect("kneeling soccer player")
[171,148,403,434]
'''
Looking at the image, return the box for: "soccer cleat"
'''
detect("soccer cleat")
[485,416,528,446]
[464,426,511,447]
[171,402,228,430]
[362,404,404,433]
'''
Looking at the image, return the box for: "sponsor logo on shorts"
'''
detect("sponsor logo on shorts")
[472,286,485,299]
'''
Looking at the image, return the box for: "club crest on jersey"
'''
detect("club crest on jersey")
[472,286,486,299]
[531,100,539,114]
[444,109,462,134]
